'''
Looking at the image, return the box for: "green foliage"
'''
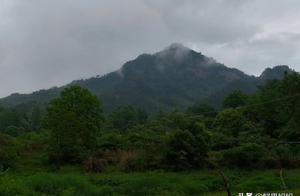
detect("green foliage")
[0,106,22,135]
[2,126,25,137]
[220,143,266,169]
[28,106,43,132]
[0,58,300,195]
[0,133,20,171]
[0,103,45,136]
[210,132,237,150]
[213,109,246,137]
[109,106,147,132]
[0,173,113,196]
[165,129,208,170]
[44,86,103,164]
[235,176,282,192]
[279,73,300,138]
[0,71,300,175]
[222,90,248,109]
[247,73,300,138]
[1,170,300,195]
[16,131,50,171]
[97,132,127,150]
[186,103,217,117]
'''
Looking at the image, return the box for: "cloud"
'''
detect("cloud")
[144,0,260,44]
[0,0,300,97]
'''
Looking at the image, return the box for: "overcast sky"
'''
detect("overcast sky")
[1,0,300,97]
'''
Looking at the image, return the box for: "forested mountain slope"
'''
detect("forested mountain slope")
[0,43,294,112]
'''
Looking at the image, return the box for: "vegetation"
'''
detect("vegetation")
[44,86,103,165]
[0,170,300,196]
[0,72,299,195]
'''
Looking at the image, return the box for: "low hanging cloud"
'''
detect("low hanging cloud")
[0,0,300,97]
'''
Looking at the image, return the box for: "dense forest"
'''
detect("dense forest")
[0,72,299,195]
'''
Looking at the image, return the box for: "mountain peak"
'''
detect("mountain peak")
[155,43,201,64]
[260,65,293,80]
[160,43,196,54]
[165,43,189,50]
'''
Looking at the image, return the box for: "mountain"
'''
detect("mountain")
[259,65,293,80]
[0,43,295,112]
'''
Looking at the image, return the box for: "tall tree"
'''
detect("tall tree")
[44,86,103,164]
[279,73,300,140]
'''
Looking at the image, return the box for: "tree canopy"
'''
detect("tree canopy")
[44,86,103,164]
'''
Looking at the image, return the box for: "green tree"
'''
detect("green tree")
[256,80,285,136]
[110,106,147,132]
[213,109,246,137]
[0,107,22,132]
[44,86,103,164]
[279,73,300,139]
[222,90,248,109]
[0,133,20,171]
[221,143,266,169]
[250,73,300,138]
[165,129,208,170]
[29,106,43,132]
[186,103,216,117]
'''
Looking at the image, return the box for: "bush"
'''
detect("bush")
[235,176,281,192]
[213,109,246,137]
[83,156,108,173]
[210,132,237,150]
[0,134,20,171]
[26,173,113,195]
[164,129,208,170]
[221,143,266,169]
[118,150,139,172]
[2,126,25,137]
[0,175,30,196]
[97,132,127,149]
[83,149,140,172]
[272,145,300,168]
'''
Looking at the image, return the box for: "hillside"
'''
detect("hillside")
[0,43,294,112]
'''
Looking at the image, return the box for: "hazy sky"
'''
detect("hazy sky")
[1,0,300,97]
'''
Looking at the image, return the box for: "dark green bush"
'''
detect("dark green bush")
[221,143,266,169]
[0,133,20,171]
[164,129,208,170]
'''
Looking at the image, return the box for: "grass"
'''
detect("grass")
[0,169,299,195]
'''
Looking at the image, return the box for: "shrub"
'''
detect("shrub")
[25,173,113,195]
[164,129,208,170]
[213,109,246,137]
[221,143,266,169]
[83,156,108,173]
[97,132,127,149]
[83,149,140,172]
[118,150,139,171]
[272,145,300,168]
[0,175,30,196]
[0,134,20,171]
[2,126,25,137]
